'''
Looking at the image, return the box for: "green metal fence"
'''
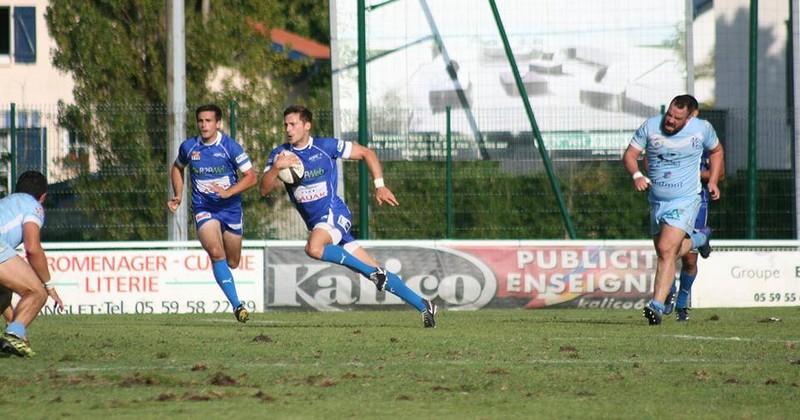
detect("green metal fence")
[1,103,795,241]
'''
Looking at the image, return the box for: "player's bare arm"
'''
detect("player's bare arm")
[347,143,399,206]
[622,145,650,192]
[706,144,724,200]
[211,168,258,199]
[23,222,63,311]
[167,163,185,213]
[260,152,300,196]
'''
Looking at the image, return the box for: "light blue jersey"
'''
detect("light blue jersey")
[630,116,719,202]
[0,193,44,262]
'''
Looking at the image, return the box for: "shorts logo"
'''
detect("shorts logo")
[191,151,201,161]
[337,215,351,232]
[195,211,212,222]
[662,208,682,221]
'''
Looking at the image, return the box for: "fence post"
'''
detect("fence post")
[747,0,759,238]
[9,103,16,187]
[229,100,238,140]
[446,106,454,238]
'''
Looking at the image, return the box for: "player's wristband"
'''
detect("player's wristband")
[373,178,385,189]
[632,171,644,180]
[43,283,55,290]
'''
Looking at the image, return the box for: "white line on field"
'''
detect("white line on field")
[55,357,760,374]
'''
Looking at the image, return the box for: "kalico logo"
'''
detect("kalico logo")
[268,246,497,311]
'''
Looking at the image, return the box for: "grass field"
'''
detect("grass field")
[1,307,799,419]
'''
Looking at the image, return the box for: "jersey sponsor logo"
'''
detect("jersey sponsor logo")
[305,167,325,179]
[196,176,231,193]
[191,165,227,175]
[293,181,328,203]
[195,211,212,222]
[212,152,227,158]
[308,153,323,162]
[191,151,201,160]
[235,153,249,163]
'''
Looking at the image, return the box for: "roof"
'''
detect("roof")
[246,19,330,61]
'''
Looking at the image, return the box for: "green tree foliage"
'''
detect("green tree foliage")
[45,0,330,240]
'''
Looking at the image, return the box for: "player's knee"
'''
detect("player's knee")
[305,243,324,260]
[655,242,677,259]
[227,257,240,269]
[19,282,47,305]
[206,247,226,261]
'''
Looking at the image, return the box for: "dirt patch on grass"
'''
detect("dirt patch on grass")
[209,372,237,386]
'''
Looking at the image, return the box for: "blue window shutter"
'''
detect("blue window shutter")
[14,7,36,63]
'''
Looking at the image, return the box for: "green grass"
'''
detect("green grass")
[2,308,799,419]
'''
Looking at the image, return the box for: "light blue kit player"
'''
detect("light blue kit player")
[623,94,724,325]
[0,171,64,357]
[168,104,257,323]
[663,149,722,322]
[260,105,437,328]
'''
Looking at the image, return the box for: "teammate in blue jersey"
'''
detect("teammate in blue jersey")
[167,104,257,323]
[0,171,64,357]
[260,105,437,327]
[622,94,724,325]
[663,148,724,322]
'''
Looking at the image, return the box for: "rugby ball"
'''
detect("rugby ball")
[277,151,304,185]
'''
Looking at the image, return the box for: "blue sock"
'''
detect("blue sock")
[676,271,696,308]
[648,299,665,313]
[321,245,375,277]
[385,272,427,312]
[5,321,26,339]
[321,245,427,312]
[690,230,708,249]
[212,260,241,308]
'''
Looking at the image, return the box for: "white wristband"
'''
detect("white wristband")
[632,171,644,180]
[44,283,55,290]
[373,178,385,189]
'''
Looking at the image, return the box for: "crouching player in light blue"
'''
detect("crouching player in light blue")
[663,148,723,322]
[260,105,437,327]
[168,104,257,323]
[623,94,724,325]
[0,171,65,357]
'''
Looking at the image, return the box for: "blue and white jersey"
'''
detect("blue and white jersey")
[175,132,253,210]
[630,116,719,201]
[265,137,353,226]
[0,193,44,249]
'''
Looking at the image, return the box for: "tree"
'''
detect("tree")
[45,0,330,240]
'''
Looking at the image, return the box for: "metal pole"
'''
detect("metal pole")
[488,0,577,239]
[685,0,695,95]
[228,100,237,140]
[747,0,759,239]
[446,106,453,238]
[357,0,369,239]
[9,103,16,188]
[418,0,487,159]
[792,0,799,238]
[167,0,187,241]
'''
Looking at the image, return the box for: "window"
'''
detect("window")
[0,7,10,63]
[13,7,36,63]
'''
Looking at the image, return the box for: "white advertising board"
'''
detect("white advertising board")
[33,249,263,315]
[693,251,800,308]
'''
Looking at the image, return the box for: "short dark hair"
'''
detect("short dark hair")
[670,94,699,113]
[195,104,223,121]
[15,170,47,200]
[283,105,313,124]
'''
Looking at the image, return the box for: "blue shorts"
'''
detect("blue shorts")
[694,200,709,230]
[0,242,18,264]
[194,206,243,235]
[650,195,702,236]
[308,203,356,247]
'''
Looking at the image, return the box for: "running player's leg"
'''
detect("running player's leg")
[197,218,243,313]
[349,245,427,312]
[0,256,47,356]
[221,229,249,322]
[0,285,12,322]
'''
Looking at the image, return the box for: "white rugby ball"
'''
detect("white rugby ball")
[277,151,304,185]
